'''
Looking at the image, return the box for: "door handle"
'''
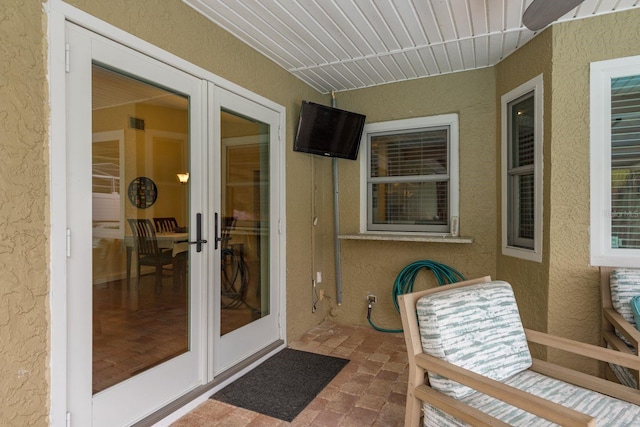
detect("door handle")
[188,212,207,252]
[214,212,221,250]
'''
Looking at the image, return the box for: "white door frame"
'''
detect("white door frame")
[47,1,287,425]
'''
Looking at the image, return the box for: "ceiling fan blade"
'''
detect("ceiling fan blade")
[523,0,585,31]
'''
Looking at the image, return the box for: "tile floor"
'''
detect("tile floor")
[171,321,408,426]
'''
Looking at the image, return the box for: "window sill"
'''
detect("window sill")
[338,233,474,244]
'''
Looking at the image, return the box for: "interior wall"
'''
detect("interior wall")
[0,1,50,425]
[325,68,498,330]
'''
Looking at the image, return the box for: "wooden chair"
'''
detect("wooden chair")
[399,276,640,427]
[127,219,174,292]
[153,217,178,233]
[601,267,640,389]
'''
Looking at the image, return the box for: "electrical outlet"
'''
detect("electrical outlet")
[316,271,322,284]
[367,294,377,303]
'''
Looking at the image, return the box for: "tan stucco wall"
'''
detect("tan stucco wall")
[323,68,498,329]
[0,1,50,425]
[6,0,640,423]
[496,9,640,374]
[546,8,640,372]
[495,29,553,339]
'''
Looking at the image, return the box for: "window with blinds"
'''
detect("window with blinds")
[501,74,542,262]
[364,115,458,233]
[507,93,535,249]
[610,75,640,249]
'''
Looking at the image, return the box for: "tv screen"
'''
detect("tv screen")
[293,101,366,160]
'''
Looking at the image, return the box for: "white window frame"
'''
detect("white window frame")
[501,74,544,262]
[359,114,459,235]
[590,55,640,267]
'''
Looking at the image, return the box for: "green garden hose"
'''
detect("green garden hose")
[367,260,465,333]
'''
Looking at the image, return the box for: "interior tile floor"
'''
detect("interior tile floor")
[171,321,408,426]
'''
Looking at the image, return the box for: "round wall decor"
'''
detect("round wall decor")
[127,176,158,209]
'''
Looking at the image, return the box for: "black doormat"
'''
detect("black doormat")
[211,348,349,422]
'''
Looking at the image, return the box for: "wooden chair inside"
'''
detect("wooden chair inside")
[128,218,174,292]
[153,217,179,233]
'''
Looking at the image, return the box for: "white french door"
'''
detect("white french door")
[66,24,206,427]
[210,86,282,374]
[64,19,285,427]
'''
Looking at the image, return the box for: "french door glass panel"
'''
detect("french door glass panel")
[213,86,281,374]
[92,64,190,393]
[220,109,270,335]
[67,24,204,427]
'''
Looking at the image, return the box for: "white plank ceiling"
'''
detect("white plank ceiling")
[183,0,639,94]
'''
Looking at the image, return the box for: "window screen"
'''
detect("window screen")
[368,127,450,232]
[611,75,640,249]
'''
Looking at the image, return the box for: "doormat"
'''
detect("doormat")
[210,348,349,422]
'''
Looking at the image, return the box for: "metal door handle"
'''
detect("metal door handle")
[214,212,221,250]
[188,213,207,252]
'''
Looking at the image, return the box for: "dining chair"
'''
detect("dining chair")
[127,218,174,292]
[153,217,179,233]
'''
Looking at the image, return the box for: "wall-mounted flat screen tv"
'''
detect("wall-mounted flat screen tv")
[293,101,366,160]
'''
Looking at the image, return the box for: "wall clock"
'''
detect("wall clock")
[127,176,158,209]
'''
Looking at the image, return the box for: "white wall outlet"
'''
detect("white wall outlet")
[316,271,322,284]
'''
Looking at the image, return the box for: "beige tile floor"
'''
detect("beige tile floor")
[171,321,408,426]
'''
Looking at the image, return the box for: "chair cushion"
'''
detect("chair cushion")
[423,369,640,426]
[632,295,640,331]
[416,280,532,399]
[610,268,640,327]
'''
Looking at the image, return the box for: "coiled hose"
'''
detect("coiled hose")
[367,260,465,333]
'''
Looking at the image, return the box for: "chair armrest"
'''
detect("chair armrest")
[603,307,640,348]
[603,330,635,354]
[525,329,640,371]
[414,385,511,427]
[416,353,596,427]
[525,328,640,404]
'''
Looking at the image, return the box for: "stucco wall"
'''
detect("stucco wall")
[495,29,553,338]
[324,68,498,329]
[7,1,640,424]
[546,8,640,372]
[0,1,50,425]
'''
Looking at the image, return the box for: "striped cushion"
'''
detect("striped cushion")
[423,370,640,426]
[416,280,532,399]
[609,359,638,389]
[610,268,640,327]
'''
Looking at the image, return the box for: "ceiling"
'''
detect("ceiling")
[184,0,639,94]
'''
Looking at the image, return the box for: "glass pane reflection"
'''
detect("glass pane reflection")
[92,64,190,394]
[220,110,270,335]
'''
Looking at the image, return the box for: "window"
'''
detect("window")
[591,56,640,267]
[501,75,543,262]
[360,114,459,234]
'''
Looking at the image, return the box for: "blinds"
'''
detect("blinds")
[611,75,640,249]
[371,129,448,177]
[370,128,449,226]
[508,94,535,248]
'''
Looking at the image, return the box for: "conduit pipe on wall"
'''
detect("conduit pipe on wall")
[332,91,343,305]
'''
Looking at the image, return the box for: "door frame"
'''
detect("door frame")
[48,2,287,425]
